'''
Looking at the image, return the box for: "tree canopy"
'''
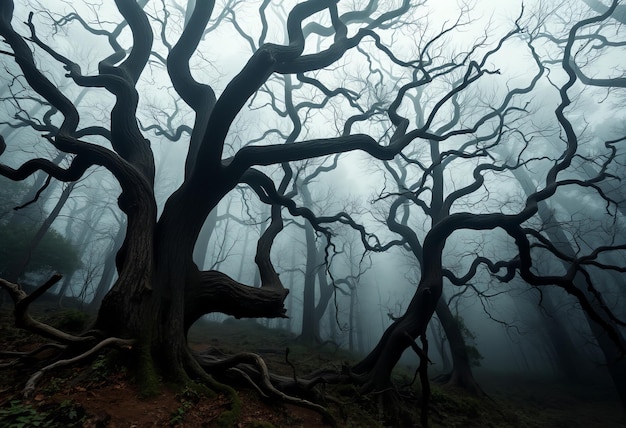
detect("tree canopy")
[1,0,625,425]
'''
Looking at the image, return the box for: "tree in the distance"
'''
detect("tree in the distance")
[0,177,80,283]
[0,1,624,425]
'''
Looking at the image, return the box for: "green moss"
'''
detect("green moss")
[215,385,241,428]
[195,375,241,427]
[216,409,240,428]
[136,343,160,398]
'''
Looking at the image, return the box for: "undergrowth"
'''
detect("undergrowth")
[0,399,85,428]
[1,309,622,427]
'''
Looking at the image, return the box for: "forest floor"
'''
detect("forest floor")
[0,304,624,428]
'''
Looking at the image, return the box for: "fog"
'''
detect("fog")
[1,0,625,426]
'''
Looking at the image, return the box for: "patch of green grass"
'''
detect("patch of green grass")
[135,343,160,398]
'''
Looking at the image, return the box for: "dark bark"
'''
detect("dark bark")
[314,259,336,335]
[425,135,481,393]
[192,208,218,269]
[353,276,441,391]
[349,283,357,352]
[353,226,446,389]
[582,0,626,25]
[1,2,623,423]
[580,163,626,218]
[185,270,287,330]
[433,297,483,394]
[535,289,589,381]
[512,167,626,409]
[327,298,338,343]
[379,195,481,392]
[0,0,389,396]
[300,220,321,343]
[429,320,451,373]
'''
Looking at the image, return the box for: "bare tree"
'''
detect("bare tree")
[0,1,624,425]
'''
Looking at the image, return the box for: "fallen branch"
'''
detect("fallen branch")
[0,275,94,344]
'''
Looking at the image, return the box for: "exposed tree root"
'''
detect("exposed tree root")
[196,350,337,426]
[1,274,336,425]
[197,348,345,392]
[182,349,243,426]
[0,343,67,368]
[0,343,67,359]
[432,370,486,397]
[1,275,132,399]
[2,273,421,426]
[23,336,135,398]
[228,367,270,398]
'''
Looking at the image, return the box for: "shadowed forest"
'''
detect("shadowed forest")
[0,0,625,427]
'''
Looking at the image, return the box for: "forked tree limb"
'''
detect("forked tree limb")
[0,275,94,344]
